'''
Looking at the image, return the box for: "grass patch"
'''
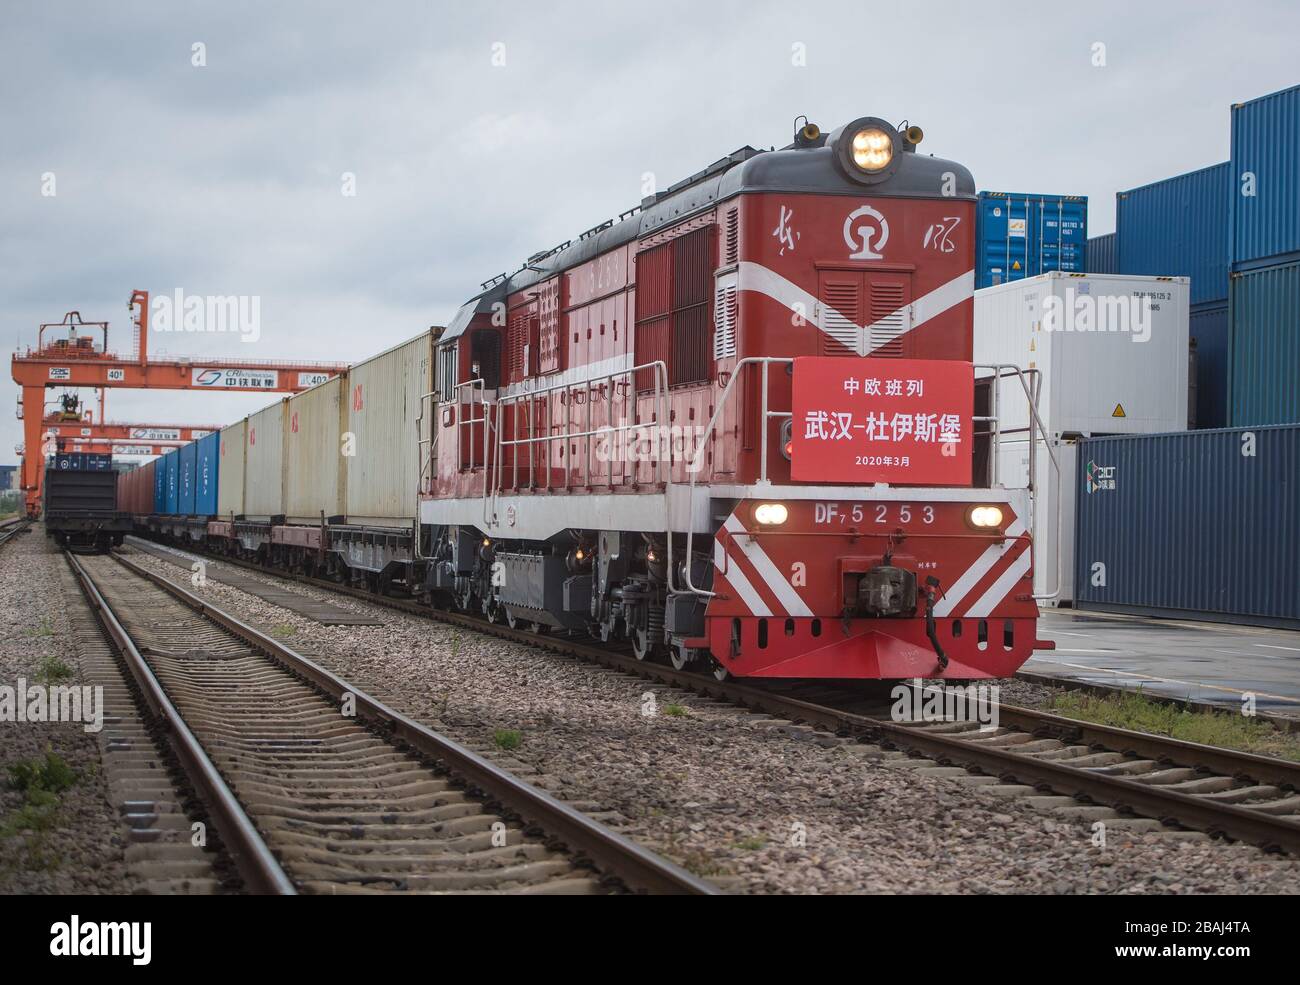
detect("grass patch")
[1048,689,1300,762]
[493,728,522,751]
[733,835,767,852]
[24,617,54,639]
[269,623,297,638]
[1,750,79,870]
[8,750,78,796]
[33,655,74,685]
[663,703,688,718]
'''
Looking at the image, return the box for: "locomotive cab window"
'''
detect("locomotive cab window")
[469,328,502,390]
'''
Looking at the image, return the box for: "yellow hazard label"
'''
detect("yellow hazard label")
[1112,403,1126,418]
[1012,260,1022,270]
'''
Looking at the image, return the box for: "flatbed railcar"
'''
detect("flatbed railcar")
[139,113,1053,682]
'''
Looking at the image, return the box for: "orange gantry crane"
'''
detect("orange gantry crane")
[11,290,348,516]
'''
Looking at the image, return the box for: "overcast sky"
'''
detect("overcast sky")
[2,1,1296,467]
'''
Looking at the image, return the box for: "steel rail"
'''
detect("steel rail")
[126,537,1300,855]
[64,551,297,895]
[109,550,716,896]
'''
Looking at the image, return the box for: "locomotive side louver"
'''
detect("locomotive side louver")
[867,280,908,356]
[713,280,737,359]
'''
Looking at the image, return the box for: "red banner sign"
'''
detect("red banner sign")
[790,357,973,485]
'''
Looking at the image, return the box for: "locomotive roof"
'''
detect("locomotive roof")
[441,133,976,343]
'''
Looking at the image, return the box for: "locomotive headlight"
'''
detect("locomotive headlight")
[851,128,893,171]
[967,505,1004,529]
[754,502,789,526]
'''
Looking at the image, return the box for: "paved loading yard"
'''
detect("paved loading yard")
[1026,609,1300,718]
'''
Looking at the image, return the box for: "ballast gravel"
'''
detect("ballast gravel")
[124,543,1300,895]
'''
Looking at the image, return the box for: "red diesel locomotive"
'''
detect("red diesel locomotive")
[420,115,1050,680]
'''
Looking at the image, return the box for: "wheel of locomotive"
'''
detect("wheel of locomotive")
[670,642,698,671]
[632,626,658,661]
[505,609,519,630]
[485,598,500,623]
[711,658,731,681]
[529,621,550,635]
[456,580,475,613]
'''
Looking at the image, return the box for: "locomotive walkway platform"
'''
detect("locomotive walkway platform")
[1024,608,1300,720]
[122,537,382,627]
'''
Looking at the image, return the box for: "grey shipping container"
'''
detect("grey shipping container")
[1117,162,1230,306]
[1087,233,1118,274]
[1190,301,1229,430]
[1074,425,1300,628]
[1229,257,1300,427]
[1231,84,1300,268]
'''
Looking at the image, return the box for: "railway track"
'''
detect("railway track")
[68,548,715,895]
[0,517,31,551]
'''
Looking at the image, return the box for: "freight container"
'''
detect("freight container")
[996,437,1078,604]
[975,192,1087,289]
[1189,301,1229,429]
[217,419,247,517]
[973,272,1191,438]
[178,442,197,515]
[195,431,220,516]
[1229,257,1300,427]
[153,456,166,513]
[49,452,112,471]
[284,375,347,523]
[1117,162,1230,305]
[345,331,434,525]
[1230,84,1300,268]
[1087,233,1118,274]
[1074,425,1300,628]
[163,450,179,514]
[244,399,287,518]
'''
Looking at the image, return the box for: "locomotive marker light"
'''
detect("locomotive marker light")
[966,505,1005,529]
[753,503,789,526]
[828,116,902,184]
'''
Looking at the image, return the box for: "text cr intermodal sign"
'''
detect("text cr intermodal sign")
[791,357,973,485]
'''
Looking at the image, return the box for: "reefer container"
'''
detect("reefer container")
[178,442,197,515]
[975,192,1087,289]
[1074,425,1300,628]
[997,437,1078,604]
[345,331,433,525]
[195,431,220,516]
[1231,84,1300,268]
[217,419,246,517]
[1229,257,1300,427]
[285,375,347,523]
[973,272,1191,438]
[1189,301,1229,429]
[153,456,166,513]
[163,450,179,514]
[244,399,287,518]
[1087,233,1117,274]
[1117,162,1230,305]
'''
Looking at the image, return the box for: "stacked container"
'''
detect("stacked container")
[1116,162,1231,428]
[163,450,179,514]
[179,442,197,515]
[217,420,247,517]
[196,431,220,516]
[975,192,1087,289]
[1086,233,1118,274]
[1229,84,1300,427]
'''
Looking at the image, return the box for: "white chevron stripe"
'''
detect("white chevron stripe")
[964,546,1032,618]
[723,515,813,617]
[714,534,772,617]
[738,262,974,357]
[932,517,1027,618]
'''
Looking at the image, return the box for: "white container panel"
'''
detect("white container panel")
[216,419,246,516]
[345,331,433,525]
[997,437,1078,604]
[244,399,287,517]
[284,376,346,523]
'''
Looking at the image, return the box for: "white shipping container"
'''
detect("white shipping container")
[345,331,433,526]
[284,375,347,523]
[974,272,1191,438]
[244,399,287,518]
[997,437,1078,604]
[216,419,246,517]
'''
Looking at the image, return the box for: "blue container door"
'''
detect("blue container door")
[977,194,1034,288]
[164,453,179,514]
[153,460,166,513]
[179,444,197,515]
[1035,197,1087,276]
[195,432,220,515]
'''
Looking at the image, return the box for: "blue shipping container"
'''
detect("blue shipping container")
[1189,301,1229,430]
[975,191,1087,289]
[1231,84,1300,268]
[1087,233,1118,274]
[1229,257,1300,427]
[163,451,179,514]
[195,432,220,516]
[1117,162,1230,305]
[153,458,166,513]
[1074,425,1300,628]
[179,442,197,515]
